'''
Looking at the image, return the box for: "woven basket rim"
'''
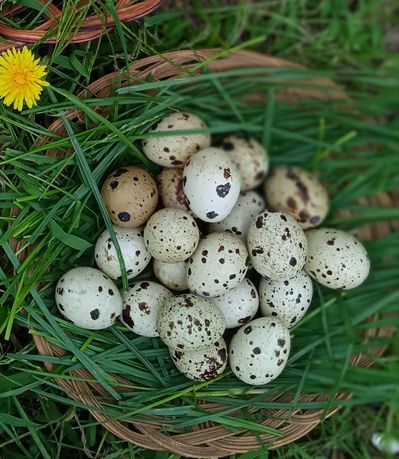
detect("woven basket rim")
[0,0,165,51]
[10,48,398,458]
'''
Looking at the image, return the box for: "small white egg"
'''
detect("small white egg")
[209,191,265,240]
[259,270,313,328]
[142,112,211,167]
[55,267,122,330]
[211,278,259,329]
[169,338,228,381]
[157,168,192,214]
[157,294,225,351]
[120,281,172,337]
[229,317,291,385]
[220,135,269,191]
[144,208,200,262]
[187,232,249,298]
[183,147,241,222]
[94,226,151,280]
[263,166,329,229]
[247,211,307,280]
[305,228,370,289]
[153,259,188,291]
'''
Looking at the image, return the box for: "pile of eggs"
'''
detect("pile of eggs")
[55,111,371,385]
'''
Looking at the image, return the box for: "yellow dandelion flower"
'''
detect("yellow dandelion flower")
[0,46,49,112]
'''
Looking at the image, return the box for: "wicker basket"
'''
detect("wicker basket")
[11,49,398,457]
[0,0,165,52]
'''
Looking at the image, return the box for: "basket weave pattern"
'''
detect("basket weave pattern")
[0,0,165,52]
[11,50,398,457]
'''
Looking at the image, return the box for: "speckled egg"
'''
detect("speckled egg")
[142,111,211,167]
[157,168,192,214]
[157,294,225,350]
[153,259,188,292]
[220,135,269,191]
[247,211,307,281]
[229,317,291,385]
[208,191,265,240]
[101,166,158,227]
[187,233,249,297]
[264,166,329,229]
[183,147,241,223]
[305,228,370,290]
[211,278,259,329]
[94,226,151,280]
[55,267,122,330]
[144,208,200,262]
[259,270,313,328]
[169,338,228,381]
[120,281,172,337]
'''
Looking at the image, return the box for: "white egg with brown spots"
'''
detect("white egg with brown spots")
[187,233,249,298]
[142,111,211,167]
[259,270,313,328]
[247,211,307,281]
[157,294,225,351]
[169,338,228,381]
[183,147,241,222]
[120,281,172,337]
[101,166,158,228]
[211,278,259,329]
[209,191,265,240]
[153,259,188,291]
[55,267,122,330]
[229,317,291,385]
[305,228,370,289]
[144,208,200,262]
[94,226,151,280]
[264,166,329,229]
[220,135,269,191]
[157,168,192,214]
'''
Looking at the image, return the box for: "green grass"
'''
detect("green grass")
[1,1,399,458]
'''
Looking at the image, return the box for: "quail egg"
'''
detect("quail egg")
[120,281,172,337]
[142,111,211,167]
[101,166,158,227]
[305,228,370,289]
[187,232,249,297]
[55,267,122,330]
[229,317,291,385]
[157,168,192,214]
[220,135,269,191]
[247,211,307,280]
[153,259,188,292]
[157,294,225,351]
[264,166,329,229]
[259,270,313,328]
[183,147,241,222]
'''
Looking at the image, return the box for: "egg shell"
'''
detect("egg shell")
[183,147,241,223]
[144,208,200,262]
[142,112,211,167]
[187,232,249,298]
[121,281,172,337]
[229,317,291,385]
[157,294,225,350]
[259,270,313,328]
[305,228,370,290]
[264,166,329,229]
[101,166,158,227]
[220,135,269,191]
[55,267,122,330]
[247,211,307,280]
[157,168,192,214]
[94,226,151,280]
[209,191,265,240]
[211,278,259,329]
[169,338,228,381]
[153,259,188,291]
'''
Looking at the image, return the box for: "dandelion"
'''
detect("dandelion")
[0,46,49,112]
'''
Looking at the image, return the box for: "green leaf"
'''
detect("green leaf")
[49,219,92,251]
